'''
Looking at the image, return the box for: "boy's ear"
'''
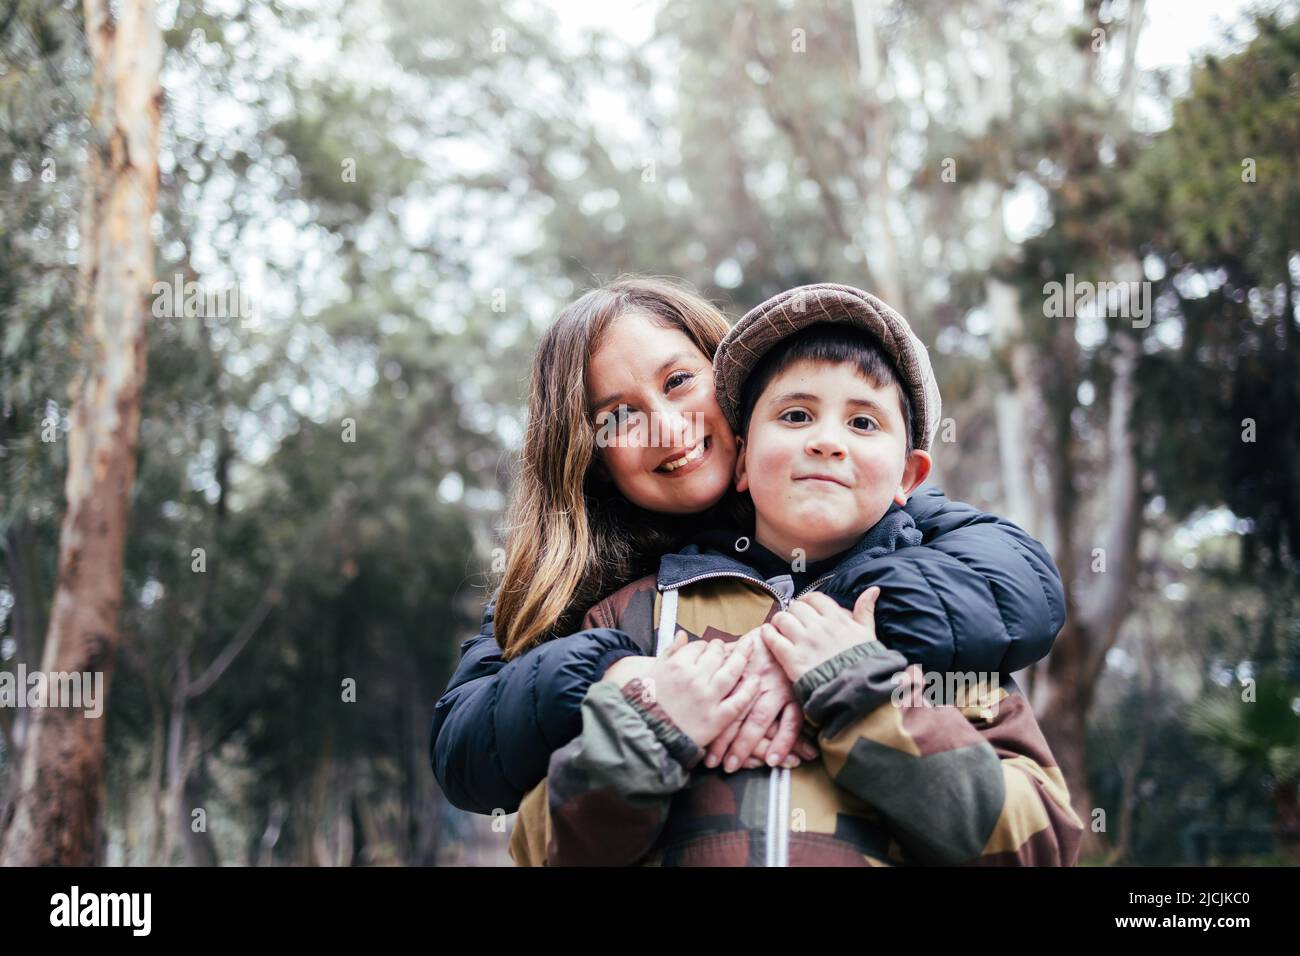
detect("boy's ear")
[893,449,932,506]
[733,435,749,493]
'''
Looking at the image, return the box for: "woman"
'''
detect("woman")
[431,276,1064,815]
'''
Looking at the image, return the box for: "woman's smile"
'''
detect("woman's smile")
[656,435,712,476]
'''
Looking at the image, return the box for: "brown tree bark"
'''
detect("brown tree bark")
[1035,330,1144,858]
[1273,779,1300,864]
[0,0,160,866]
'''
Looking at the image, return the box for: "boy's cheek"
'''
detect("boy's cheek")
[749,443,794,479]
[855,461,905,503]
[852,452,897,484]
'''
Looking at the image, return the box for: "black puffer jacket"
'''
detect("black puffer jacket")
[430,486,1064,814]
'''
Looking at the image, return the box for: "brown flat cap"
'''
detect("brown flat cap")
[715,283,942,452]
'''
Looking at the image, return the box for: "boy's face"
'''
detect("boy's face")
[734,358,932,563]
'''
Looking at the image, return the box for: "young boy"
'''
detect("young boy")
[509,283,1084,866]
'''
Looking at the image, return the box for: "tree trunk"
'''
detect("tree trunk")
[1273,778,1300,863]
[988,278,1038,534]
[161,662,188,864]
[850,0,905,311]
[1106,635,1157,865]
[146,700,166,864]
[1037,331,1144,858]
[257,801,287,867]
[181,749,220,866]
[0,0,160,867]
[1117,0,1147,122]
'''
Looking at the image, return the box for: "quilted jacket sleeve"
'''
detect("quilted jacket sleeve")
[823,486,1065,675]
[543,677,702,866]
[429,594,643,814]
[795,641,1083,865]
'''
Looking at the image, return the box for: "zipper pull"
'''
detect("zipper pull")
[766,573,795,605]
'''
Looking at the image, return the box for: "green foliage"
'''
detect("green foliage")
[1189,678,1300,785]
[0,0,87,532]
[1126,11,1300,572]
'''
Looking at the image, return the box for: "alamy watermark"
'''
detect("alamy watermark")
[891,668,1002,717]
[1043,273,1151,328]
[594,409,707,450]
[0,664,104,718]
[151,273,257,326]
[50,886,150,936]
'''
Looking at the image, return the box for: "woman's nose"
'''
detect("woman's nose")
[651,402,699,449]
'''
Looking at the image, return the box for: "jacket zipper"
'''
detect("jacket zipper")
[663,570,835,605]
[661,569,834,866]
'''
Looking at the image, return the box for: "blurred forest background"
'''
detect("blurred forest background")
[0,0,1297,865]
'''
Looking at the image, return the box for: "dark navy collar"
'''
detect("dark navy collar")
[657,502,922,592]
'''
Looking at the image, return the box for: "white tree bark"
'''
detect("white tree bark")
[850,0,906,310]
[0,0,160,866]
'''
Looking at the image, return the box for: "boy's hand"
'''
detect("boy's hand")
[704,633,813,772]
[646,630,762,748]
[761,588,881,684]
[606,637,815,769]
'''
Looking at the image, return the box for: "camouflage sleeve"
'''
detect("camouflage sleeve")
[546,677,703,866]
[793,642,1085,866]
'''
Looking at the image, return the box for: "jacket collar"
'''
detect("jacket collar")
[657,502,922,591]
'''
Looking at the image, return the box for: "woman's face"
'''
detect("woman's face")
[586,311,737,515]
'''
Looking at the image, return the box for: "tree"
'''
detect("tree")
[0,0,161,865]
[0,0,87,838]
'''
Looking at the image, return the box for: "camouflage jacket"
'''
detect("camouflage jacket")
[509,517,1083,867]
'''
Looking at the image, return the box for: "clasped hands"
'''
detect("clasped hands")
[602,587,881,772]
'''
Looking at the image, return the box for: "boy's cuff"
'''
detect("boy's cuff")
[621,678,705,771]
[795,642,910,734]
[793,641,893,703]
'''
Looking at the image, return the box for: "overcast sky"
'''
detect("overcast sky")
[545,0,1267,75]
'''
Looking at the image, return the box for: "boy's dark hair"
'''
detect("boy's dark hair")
[737,322,915,455]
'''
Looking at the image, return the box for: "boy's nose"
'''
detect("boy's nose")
[805,431,847,458]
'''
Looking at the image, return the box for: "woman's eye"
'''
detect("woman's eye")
[596,403,633,426]
[666,371,695,391]
[851,416,878,431]
[780,410,811,424]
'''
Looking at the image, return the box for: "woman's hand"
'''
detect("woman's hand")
[643,631,761,747]
[735,728,820,769]
[761,588,880,684]
[703,628,817,772]
[603,644,785,767]
[601,653,656,687]
[601,640,813,768]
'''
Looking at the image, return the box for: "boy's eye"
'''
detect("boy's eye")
[666,371,695,391]
[779,409,811,424]
[850,415,878,431]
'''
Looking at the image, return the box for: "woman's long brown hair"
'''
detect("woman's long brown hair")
[493,276,738,660]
